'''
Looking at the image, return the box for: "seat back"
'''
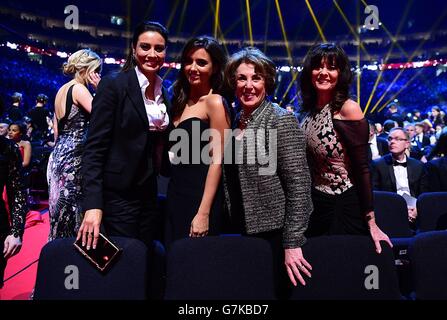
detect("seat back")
[34,237,148,300]
[409,231,447,300]
[165,236,275,300]
[417,192,447,232]
[374,191,413,237]
[290,235,401,300]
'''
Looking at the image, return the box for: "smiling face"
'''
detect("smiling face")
[235,62,266,110]
[311,57,339,94]
[133,31,166,76]
[8,124,21,142]
[183,48,214,89]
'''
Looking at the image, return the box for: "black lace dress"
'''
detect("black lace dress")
[302,104,372,236]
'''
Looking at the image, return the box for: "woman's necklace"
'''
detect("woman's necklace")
[239,109,253,129]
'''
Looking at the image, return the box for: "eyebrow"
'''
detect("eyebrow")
[139,42,165,46]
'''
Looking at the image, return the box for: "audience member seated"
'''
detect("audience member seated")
[412,122,431,160]
[379,119,398,139]
[425,132,447,192]
[384,102,405,127]
[4,92,25,123]
[371,127,429,230]
[369,121,389,161]
[27,93,52,142]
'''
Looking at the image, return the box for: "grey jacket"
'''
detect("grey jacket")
[223,100,313,248]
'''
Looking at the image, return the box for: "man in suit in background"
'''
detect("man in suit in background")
[368,121,389,161]
[412,122,431,158]
[378,119,398,139]
[371,128,429,227]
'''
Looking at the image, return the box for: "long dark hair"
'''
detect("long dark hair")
[171,36,227,120]
[300,43,352,113]
[121,21,169,72]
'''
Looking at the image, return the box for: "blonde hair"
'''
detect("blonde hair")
[63,49,102,84]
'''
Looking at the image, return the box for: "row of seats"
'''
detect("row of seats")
[33,231,447,300]
[374,191,447,237]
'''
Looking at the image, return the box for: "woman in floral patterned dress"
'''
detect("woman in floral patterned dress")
[47,49,101,240]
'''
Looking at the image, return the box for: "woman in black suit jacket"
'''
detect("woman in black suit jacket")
[78,21,171,250]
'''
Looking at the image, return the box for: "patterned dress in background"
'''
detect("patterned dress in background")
[47,85,89,241]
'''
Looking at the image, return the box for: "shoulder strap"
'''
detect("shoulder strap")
[58,84,75,133]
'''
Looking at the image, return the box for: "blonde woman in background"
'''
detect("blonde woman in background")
[47,49,101,241]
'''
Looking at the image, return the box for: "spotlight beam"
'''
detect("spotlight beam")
[305,0,327,42]
[358,0,434,94]
[263,0,271,53]
[363,0,413,114]
[219,0,262,39]
[208,0,229,56]
[176,0,189,35]
[274,0,293,65]
[377,68,425,113]
[279,71,299,106]
[332,0,372,61]
[279,6,335,107]
[246,0,254,46]
[166,0,180,29]
[356,0,361,106]
[369,5,447,113]
[214,0,221,38]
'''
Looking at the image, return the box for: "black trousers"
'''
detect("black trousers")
[102,175,164,299]
[102,174,161,249]
[305,187,369,237]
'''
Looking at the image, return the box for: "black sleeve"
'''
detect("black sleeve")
[423,161,438,192]
[82,76,118,211]
[370,159,381,191]
[333,118,374,215]
[6,142,27,238]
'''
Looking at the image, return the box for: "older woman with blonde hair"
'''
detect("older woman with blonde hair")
[47,48,101,240]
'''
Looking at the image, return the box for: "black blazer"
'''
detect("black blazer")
[412,134,431,148]
[82,69,172,211]
[371,154,429,197]
[376,136,389,156]
[425,157,447,192]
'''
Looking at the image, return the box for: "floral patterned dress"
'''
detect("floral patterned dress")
[47,85,89,241]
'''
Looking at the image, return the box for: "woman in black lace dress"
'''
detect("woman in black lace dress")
[47,49,101,241]
[300,43,392,253]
